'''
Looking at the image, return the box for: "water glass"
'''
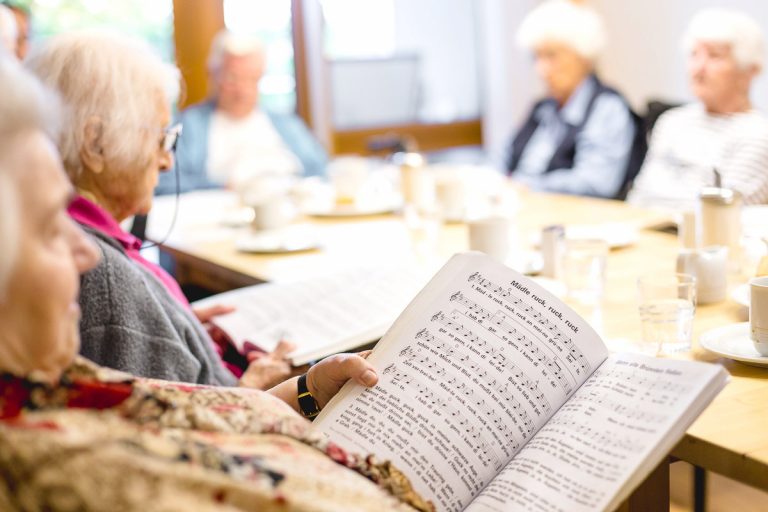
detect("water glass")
[563,239,608,305]
[404,203,442,261]
[637,273,696,355]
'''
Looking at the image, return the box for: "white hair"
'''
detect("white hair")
[25,31,180,181]
[517,0,606,61]
[0,56,61,299]
[207,29,265,73]
[0,5,17,56]
[683,8,764,71]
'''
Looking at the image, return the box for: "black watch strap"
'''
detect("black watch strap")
[297,374,321,420]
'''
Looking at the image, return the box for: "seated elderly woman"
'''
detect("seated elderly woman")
[26,32,299,389]
[0,56,430,511]
[506,0,643,199]
[628,8,768,209]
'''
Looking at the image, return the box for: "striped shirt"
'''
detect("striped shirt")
[628,103,768,209]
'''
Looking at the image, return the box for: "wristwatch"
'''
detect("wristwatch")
[297,373,321,420]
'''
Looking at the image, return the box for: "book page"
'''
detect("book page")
[466,353,727,512]
[315,253,609,511]
[194,265,427,365]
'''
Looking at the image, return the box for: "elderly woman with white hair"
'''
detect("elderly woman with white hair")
[0,56,431,511]
[154,29,327,194]
[506,0,643,199]
[25,31,309,389]
[629,8,768,208]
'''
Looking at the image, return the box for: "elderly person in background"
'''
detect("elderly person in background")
[155,29,327,195]
[0,4,17,56]
[629,9,768,209]
[0,56,430,512]
[506,0,643,199]
[27,31,298,389]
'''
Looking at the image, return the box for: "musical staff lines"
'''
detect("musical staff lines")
[415,324,553,416]
[467,272,591,377]
[383,362,505,469]
[400,343,537,438]
[544,416,646,454]
[365,268,607,480]
[564,391,667,425]
[433,308,573,397]
[584,365,693,409]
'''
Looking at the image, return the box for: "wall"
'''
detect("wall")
[392,0,480,123]
[478,0,540,165]
[595,0,768,111]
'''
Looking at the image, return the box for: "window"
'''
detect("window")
[223,0,296,113]
[24,0,174,61]
[320,0,482,129]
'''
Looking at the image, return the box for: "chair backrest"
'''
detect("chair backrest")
[616,109,649,200]
[643,99,682,139]
[616,99,682,200]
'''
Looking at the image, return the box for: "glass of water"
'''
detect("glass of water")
[637,273,697,355]
[563,239,609,305]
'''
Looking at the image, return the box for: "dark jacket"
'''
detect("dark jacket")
[506,75,647,199]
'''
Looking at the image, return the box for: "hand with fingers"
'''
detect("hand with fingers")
[305,351,378,409]
[239,340,297,389]
[266,350,379,415]
[193,304,236,324]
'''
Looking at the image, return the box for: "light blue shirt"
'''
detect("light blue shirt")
[514,77,636,198]
[155,101,328,195]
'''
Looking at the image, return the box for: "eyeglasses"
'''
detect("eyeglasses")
[161,123,183,153]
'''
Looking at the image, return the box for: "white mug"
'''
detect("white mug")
[435,177,467,222]
[675,246,728,304]
[251,195,294,231]
[750,276,768,355]
[468,216,511,263]
[328,157,370,203]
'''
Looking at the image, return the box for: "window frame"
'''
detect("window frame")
[173,0,483,153]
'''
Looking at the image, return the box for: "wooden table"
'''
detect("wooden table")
[149,189,768,510]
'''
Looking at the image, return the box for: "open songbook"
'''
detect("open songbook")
[194,266,429,365]
[315,252,729,512]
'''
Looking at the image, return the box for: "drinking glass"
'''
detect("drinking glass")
[637,273,696,355]
[563,239,608,305]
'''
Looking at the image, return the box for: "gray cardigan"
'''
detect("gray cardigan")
[77,227,238,386]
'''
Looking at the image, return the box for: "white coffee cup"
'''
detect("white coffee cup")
[468,216,511,263]
[328,157,370,204]
[750,276,768,356]
[435,177,466,222]
[675,246,728,304]
[251,195,294,231]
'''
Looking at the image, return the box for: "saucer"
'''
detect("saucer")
[505,250,544,276]
[304,201,399,218]
[731,283,750,308]
[235,226,319,254]
[220,207,255,228]
[699,322,768,367]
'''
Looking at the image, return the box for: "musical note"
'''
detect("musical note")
[467,272,593,379]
